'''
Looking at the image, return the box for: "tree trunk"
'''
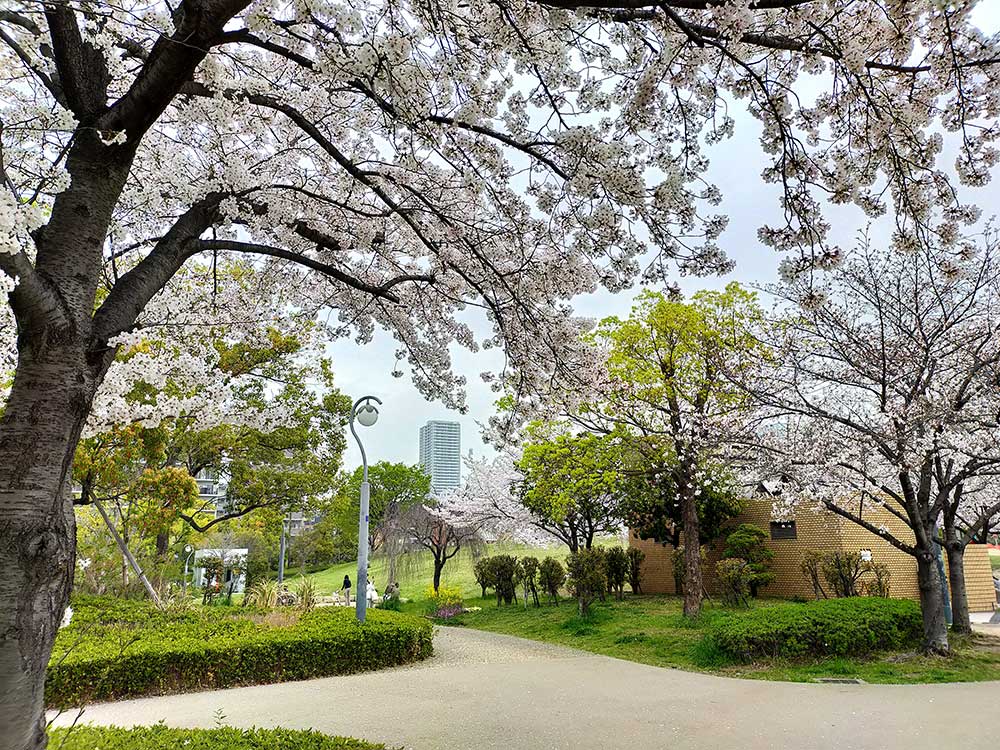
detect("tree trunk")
[432,556,445,592]
[681,483,702,618]
[0,343,96,749]
[945,544,972,635]
[915,550,950,655]
[155,530,170,557]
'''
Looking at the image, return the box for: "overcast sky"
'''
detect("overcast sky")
[331,7,1000,474]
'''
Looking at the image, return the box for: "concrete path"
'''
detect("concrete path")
[49,627,1000,750]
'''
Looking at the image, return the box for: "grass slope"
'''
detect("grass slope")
[290,542,575,603]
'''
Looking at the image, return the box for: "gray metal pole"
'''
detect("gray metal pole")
[278,517,287,584]
[94,499,162,607]
[356,476,370,622]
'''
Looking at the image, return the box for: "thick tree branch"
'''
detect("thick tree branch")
[43,0,108,118]
[196,239,435,303]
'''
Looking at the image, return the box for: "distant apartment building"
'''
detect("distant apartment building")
[419,420,461,493]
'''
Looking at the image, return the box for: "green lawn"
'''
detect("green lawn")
[990,553,1000,572]
[449,594,1000,684]
[289,542,576,603]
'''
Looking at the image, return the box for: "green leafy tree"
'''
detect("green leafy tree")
[722,524,774,598]
[566,549,608,616]
[515,426,628,553]
[581,283,767,617]
[332,462,431,554]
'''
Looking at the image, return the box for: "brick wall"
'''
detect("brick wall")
[629,497,998,611]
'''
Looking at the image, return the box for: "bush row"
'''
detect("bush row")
[708,596,923,661]
[47,596,433,708]
[48,726,384,750]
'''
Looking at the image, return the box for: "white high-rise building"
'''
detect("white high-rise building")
[419,420,461,493]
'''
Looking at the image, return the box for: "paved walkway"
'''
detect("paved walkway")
[49,627,1000,750]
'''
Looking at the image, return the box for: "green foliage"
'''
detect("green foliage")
[603,546,629,600]
[626,547,645,594]
[716,558,753,607]
[670,545,706,596]
[799,549,828,599]
[331,462,431,552]
[566,549,607,616]
[48,725,384,750]
[709,597,923,661]
[538,557,566,605]
[518,556,541,606]
[622,461,745,548]
[515,427,627,552]
[722,524,774,597]
[294,577,318,610]
[473,557,493,597]
[47,595,433,708]
[488,554,520,605]
[862,562,892,598]
[821,551,866,597]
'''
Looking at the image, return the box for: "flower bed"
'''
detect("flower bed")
[47,595,433,707]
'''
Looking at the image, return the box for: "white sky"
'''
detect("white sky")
[331,7,1000,473]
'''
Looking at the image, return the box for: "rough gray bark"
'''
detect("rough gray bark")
[680,476,702,618]
[915,551,951,655]
[0,343,90,750]
[945,544,972,635]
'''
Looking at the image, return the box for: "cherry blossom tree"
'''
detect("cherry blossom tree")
[2,0,1000,745]
[756,232,1000,652]
[433,452,556,547]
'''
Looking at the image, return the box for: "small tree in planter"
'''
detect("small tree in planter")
[538,557,565,605]
[604,547,629,601]
[199,556,224,605]
[566,549,607,616]
[722,524,774,598]
[627,547,645,594]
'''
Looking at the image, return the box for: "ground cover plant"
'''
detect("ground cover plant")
[46,596,432,707]
[47,726,384,750]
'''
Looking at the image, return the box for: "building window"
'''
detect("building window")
[770,520,797,540]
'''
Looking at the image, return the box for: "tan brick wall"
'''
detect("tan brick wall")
[629,498,998,611]
[962,545,997,612]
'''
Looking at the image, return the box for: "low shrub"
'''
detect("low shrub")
[48,725,384,749]
[722,524,774,597]
[47,595,433,708]
[518,556,541,606]
[822,551,866,597]
[716,558,752,607]
[566,549,607,616]
[626,547,645,594]
[538,557,565,605]
[709,597,923,661]
[604,547,629,601]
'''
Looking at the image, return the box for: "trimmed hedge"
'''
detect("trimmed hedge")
[709,597,923,661]
[48,726,383,749]
[47,595,433,708]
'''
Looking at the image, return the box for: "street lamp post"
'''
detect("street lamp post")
[349,395,382,623]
